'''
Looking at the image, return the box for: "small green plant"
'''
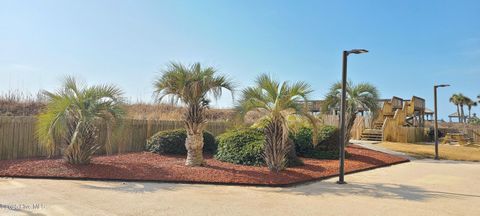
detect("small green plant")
[146,129,216,155]
[214,128,265,166]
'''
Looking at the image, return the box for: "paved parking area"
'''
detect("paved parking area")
[1,159,479,216]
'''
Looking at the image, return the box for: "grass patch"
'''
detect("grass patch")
[378,142,480,162]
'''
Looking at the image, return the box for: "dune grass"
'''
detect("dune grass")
[378,142,480,162]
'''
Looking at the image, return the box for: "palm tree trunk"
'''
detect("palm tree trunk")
[64,121,100,164]
[185,130,204,166]
[468,107,472,121]
[185,104,206,166]
[264,116,289,172]
[64,122,82,164]
[456,105,461,123]
[460,105,465,123]
[345,112,357,146]
[286,138,303,167]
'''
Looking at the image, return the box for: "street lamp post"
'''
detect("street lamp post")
[434,84,450,160]
[338,49,368,184]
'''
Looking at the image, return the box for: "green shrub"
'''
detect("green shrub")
[317,125,340,151]
[214,128,265,166]
[469,116,480,125]
[305,150,340,159]
[146,129,216,155]
[291,125,341,159]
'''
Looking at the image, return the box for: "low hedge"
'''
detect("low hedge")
[214,126,342,166]
[146,129,216,155]
[214,128,265,166]
[291,125,342,159]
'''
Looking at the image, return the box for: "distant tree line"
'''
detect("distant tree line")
[449,93,479,124]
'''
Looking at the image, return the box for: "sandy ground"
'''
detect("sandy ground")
[1,159,479,216]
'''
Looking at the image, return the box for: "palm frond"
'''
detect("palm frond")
[323,81,379,115]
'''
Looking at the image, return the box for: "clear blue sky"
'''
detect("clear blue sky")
[1,0,479,119]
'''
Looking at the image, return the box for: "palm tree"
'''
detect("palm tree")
[154,62,234,166]
[450,94,462,123]
[458,94,468,123]
[466,97,477,121]
[322,81,379,146]
[451,93,469,123]
[236,74,314,172]
[36,77,125,164]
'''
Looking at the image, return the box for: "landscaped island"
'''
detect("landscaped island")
[0,145,407,186]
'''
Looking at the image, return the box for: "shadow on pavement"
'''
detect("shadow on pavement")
[78,181,196,193]
[276,181,480,201]
[414,159,480,164]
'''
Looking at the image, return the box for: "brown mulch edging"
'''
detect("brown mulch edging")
[0,145,409,187]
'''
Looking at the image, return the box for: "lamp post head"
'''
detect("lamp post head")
[347,49,369,55]
[435,84,450,88]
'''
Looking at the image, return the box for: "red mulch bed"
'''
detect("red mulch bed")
[0,145,408,186]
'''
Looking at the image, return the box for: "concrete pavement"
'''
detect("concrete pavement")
[1,159,479,216]
[350,140,416,160]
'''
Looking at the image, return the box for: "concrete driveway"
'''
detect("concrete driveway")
[1,159,479,216]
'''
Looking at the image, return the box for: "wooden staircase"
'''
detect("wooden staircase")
[373,121,383,130]
[360,128,383,141]
[359,121,384,141]
[359,96,426,142]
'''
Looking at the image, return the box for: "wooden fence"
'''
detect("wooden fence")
[320,114,339,126]
[0,114,379,161]
[350,117,366,140]
[0,116,230,160]
[320,114,368,140]
[424,122,480,143]
[461,128,480,143]
[471,129,480,143]
[382,118,429,143]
